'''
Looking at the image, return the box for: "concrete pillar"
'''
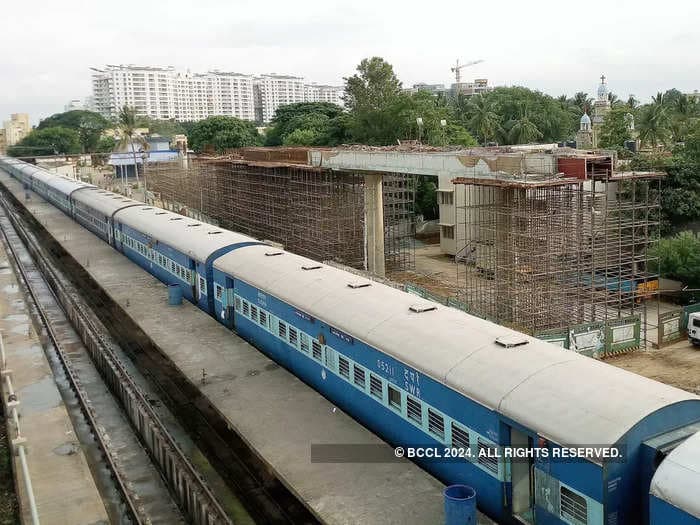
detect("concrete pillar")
[364,173,385,277]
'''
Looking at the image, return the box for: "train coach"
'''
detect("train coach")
[2,155,700,525]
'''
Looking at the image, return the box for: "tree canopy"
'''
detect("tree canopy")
[265,102,348,146]
[188,116,261,153]
[36,110,110,152]
[650,231,700,288]
[7,127,81,156]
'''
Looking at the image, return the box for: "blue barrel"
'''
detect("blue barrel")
[443,484,476,525]
[168,284,183,306]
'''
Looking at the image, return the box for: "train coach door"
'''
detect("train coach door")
[511,428,535,524]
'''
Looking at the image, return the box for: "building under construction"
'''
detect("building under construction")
[452,153,662,335]
[145,148,415,272]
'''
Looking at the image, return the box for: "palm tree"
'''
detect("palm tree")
[637,101,670,148]
[626,95,639,109]
[508,106,543,144]
[116,105,147,194]
[466,95,501,145]
[573,92,593,115]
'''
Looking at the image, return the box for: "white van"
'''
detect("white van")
[689,312,700,346]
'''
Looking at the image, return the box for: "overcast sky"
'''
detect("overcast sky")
[2,0,699,125]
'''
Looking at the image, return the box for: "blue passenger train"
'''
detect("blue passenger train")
[1,155,699,525]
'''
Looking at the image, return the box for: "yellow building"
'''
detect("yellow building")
[3,113,31,146]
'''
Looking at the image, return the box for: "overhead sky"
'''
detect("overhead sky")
[2,0,699,124]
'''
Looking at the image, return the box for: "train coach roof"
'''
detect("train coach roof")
[650,431,700,519]
[214,245,699,448]
[45,175,96,194]
[71,188,143,215]
[115,205,261,262]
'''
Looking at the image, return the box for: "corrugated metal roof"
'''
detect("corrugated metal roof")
[650,431,700,518]
[115,205,261,262]
[214,245,699,447]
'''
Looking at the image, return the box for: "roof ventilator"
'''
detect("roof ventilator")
[347,281,371,289]
[495,335,529,348]
[169,217,183,221]
[265,251,284,256]
[187,223,201,227]
[302,264,322,271]
[409,303,437,313]
[207,231,223,235]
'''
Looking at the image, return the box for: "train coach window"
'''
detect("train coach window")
[560,486,587,525]
[299,333,309,353]
[289,328,298,347]
[250,306,258,323]
[278,321,287,339]
[338,356,350,379]
[369,374,383,400]
[428,409,445,440]
[407,396,422,424]
[312,341,323,361]
[451,422,470,450]
[235,297,241,312]
[170,262,176,273]
[353,366,366,389]
[242,301,249,317]
[324,348,335,369]
[477,439,499,474]
[215,284,223,301]
[388,386,401,411]
[693,319,700,328]
[259,311,267,327]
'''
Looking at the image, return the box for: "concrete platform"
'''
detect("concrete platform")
[0,235,108,524]
[0,172,496,524]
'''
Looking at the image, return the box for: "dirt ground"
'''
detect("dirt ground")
[396,243,700,395]
[605,340,700,395]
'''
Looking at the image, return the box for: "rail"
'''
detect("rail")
[0,332,40,525]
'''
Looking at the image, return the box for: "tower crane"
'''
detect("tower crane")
[451,59,484,85]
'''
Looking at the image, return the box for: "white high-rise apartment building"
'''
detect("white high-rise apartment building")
[91,65,255,122]
[253,74,306,123]
[91,65,344,123]
[304,83,344,106]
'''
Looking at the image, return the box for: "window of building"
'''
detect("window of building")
[406,396,422,424]
[439,191,454,205]
[441,225,455,240]
[388,385,402,411]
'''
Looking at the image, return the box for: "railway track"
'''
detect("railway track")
[0,198,233,525]
[0,186,319,524]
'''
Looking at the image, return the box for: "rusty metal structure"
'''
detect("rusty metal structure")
[145,153,415,271]
[453,170,662,335]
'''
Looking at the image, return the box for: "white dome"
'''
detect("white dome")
[580,113,591,125]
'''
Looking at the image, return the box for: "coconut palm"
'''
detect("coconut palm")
[508,106,543,144]
[466,95,501,145]
[626,95,639,109]
[116,105,147,192]
[573,92,593,115]
[637,99,670,148]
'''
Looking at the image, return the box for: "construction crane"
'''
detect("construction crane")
[451,59,484,85]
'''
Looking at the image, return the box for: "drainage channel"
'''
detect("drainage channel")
[0,199,235,525]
